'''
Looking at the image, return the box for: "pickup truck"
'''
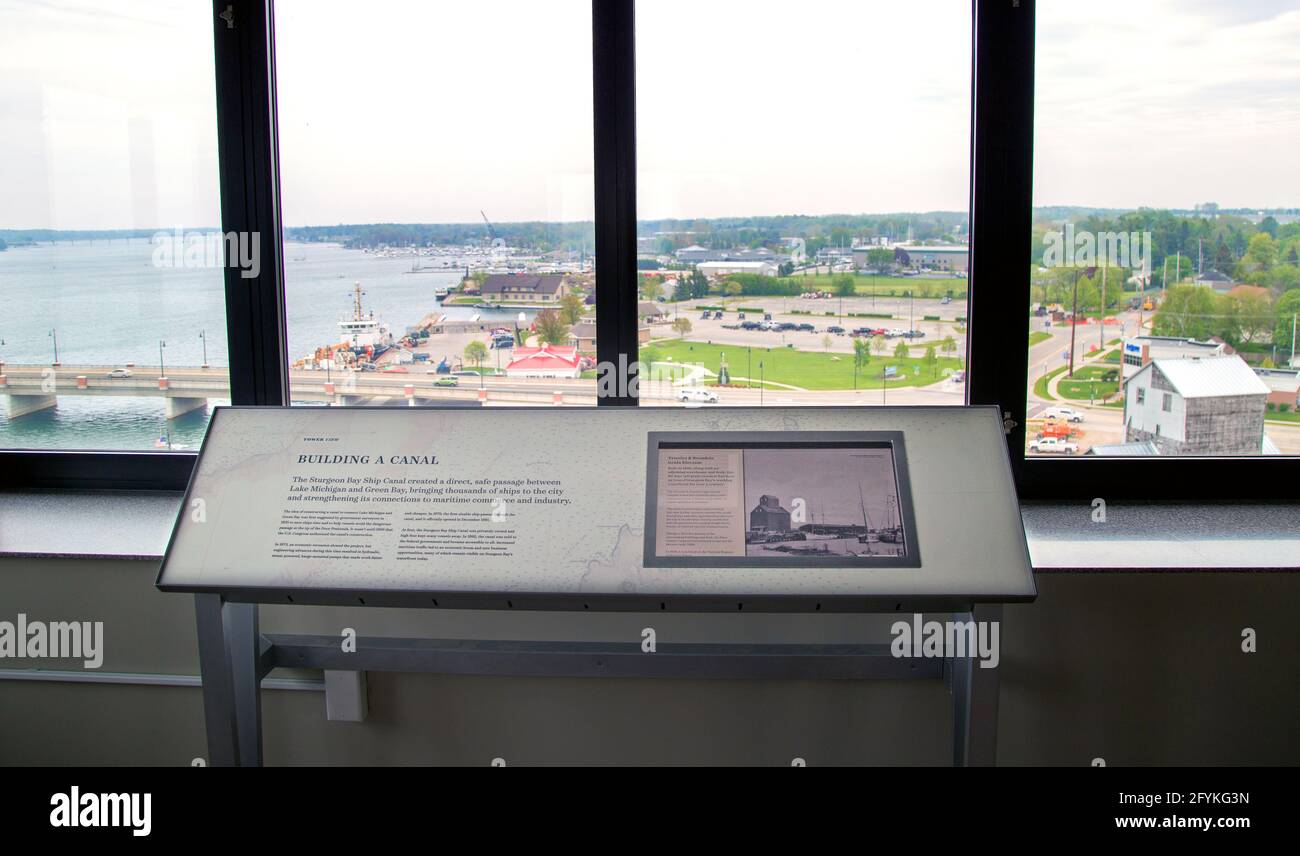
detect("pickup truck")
[1028,437,1079,455]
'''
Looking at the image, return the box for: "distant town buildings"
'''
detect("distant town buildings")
[1193,269,1235,291]
[1254,367,1300,410]
[479,274,569,302]
[674,246,777,264]
[696,260,779,278]
[1123,355,1271,456]
[892,244,969,272]
[1120,335,1228,380]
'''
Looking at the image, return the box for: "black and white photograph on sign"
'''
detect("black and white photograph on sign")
[743,446,905,558]
[644,432,919,569]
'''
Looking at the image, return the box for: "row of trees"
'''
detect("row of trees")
[1030,210,1300,292]
[1151,285,1300,351]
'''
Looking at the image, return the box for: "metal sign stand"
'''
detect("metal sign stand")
[194,594,1003,767]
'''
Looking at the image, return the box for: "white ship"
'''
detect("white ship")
[339,282,393,354]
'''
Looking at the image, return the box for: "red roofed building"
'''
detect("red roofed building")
[505,344,582,379]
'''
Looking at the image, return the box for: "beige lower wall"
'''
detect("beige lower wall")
[1,557,1296,765]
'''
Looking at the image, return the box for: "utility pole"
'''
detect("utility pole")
[1068,268,1080,378]
[1100,260,1107,356]
[1292,313,1297,368]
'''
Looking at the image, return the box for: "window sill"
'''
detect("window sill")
[1,491,1296,572]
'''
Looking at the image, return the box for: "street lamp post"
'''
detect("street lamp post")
[758,361,764,406]
[159,340,167,378]
[199,330,208,368]
[49,329,59,366]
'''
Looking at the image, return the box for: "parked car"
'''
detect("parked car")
[797,323,815,332]
[740,321,761,330]
[1043,406,1084,423]
[712,311,723,320]
[827,326,846,335]
[1028,437,1079,455]
[941,296,952,305]
[763,313,773,321]
[677,387,719,404]
[105,368,133,378]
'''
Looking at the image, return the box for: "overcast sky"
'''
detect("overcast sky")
[0,0,1296,230]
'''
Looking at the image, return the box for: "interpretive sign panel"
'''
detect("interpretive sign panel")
[157,405,1035,610]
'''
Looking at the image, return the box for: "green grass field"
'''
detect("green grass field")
[1029,331,1052,347]
[1057,364,1121,402]
[1034,365,1066,401]
[645,339,961,390]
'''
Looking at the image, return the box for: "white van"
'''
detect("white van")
[677,387,719,404]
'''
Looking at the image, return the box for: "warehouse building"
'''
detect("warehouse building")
[1123,355,1270,455]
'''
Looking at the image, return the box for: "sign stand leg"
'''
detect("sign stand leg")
[950,603,1002,767]
[194,594,263,767]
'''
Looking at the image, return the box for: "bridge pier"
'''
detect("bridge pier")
[165,397,208,419]
[4,394,58,418]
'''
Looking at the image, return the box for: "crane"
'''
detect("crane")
[480,210,498,245]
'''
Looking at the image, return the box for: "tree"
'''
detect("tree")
[941,335,957,358]
[1230,290,1274,345]
[534,309,570,346]
[1244,233,1278,272]
[639,277,663,301]
[924,343,938,376]
[871,335,887,359]
[722,280,743,297]
[1274,289,1300,352]
[834,275,856,298]
[822,334,833,352]
[853,337,871,375]
[559,292,584,325]
[893,340,910,361]
[866,247,893,272]
[671,317,692,339]
[463,340,488,372]
[1152,285,1217,340]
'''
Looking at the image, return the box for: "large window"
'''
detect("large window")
[1027,1,1300,458]
[0,0,227,451]
[635,0,972,407]
[7,0,1296,499]
[274,0,598,409]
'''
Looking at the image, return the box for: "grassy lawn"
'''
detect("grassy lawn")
[1264,409,1300,423]
[1029,331,1051,347]
[1101,348,1120,363]
[645,339,961,390]
[1034,365,1066,400]
[1058,364,1120,402]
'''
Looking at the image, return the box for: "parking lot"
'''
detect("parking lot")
[652,294,969,359]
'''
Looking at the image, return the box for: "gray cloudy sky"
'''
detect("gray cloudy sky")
[0,0,1296,230]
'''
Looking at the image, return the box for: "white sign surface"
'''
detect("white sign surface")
[157,405,1034,603]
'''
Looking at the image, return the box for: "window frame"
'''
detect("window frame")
[4,0,1290,502]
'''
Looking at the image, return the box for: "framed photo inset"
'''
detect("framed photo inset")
[643,431,921,569]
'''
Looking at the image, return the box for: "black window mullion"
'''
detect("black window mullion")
[967,0,1036,486]
[214,0,289,409]
[592,0,639,406]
